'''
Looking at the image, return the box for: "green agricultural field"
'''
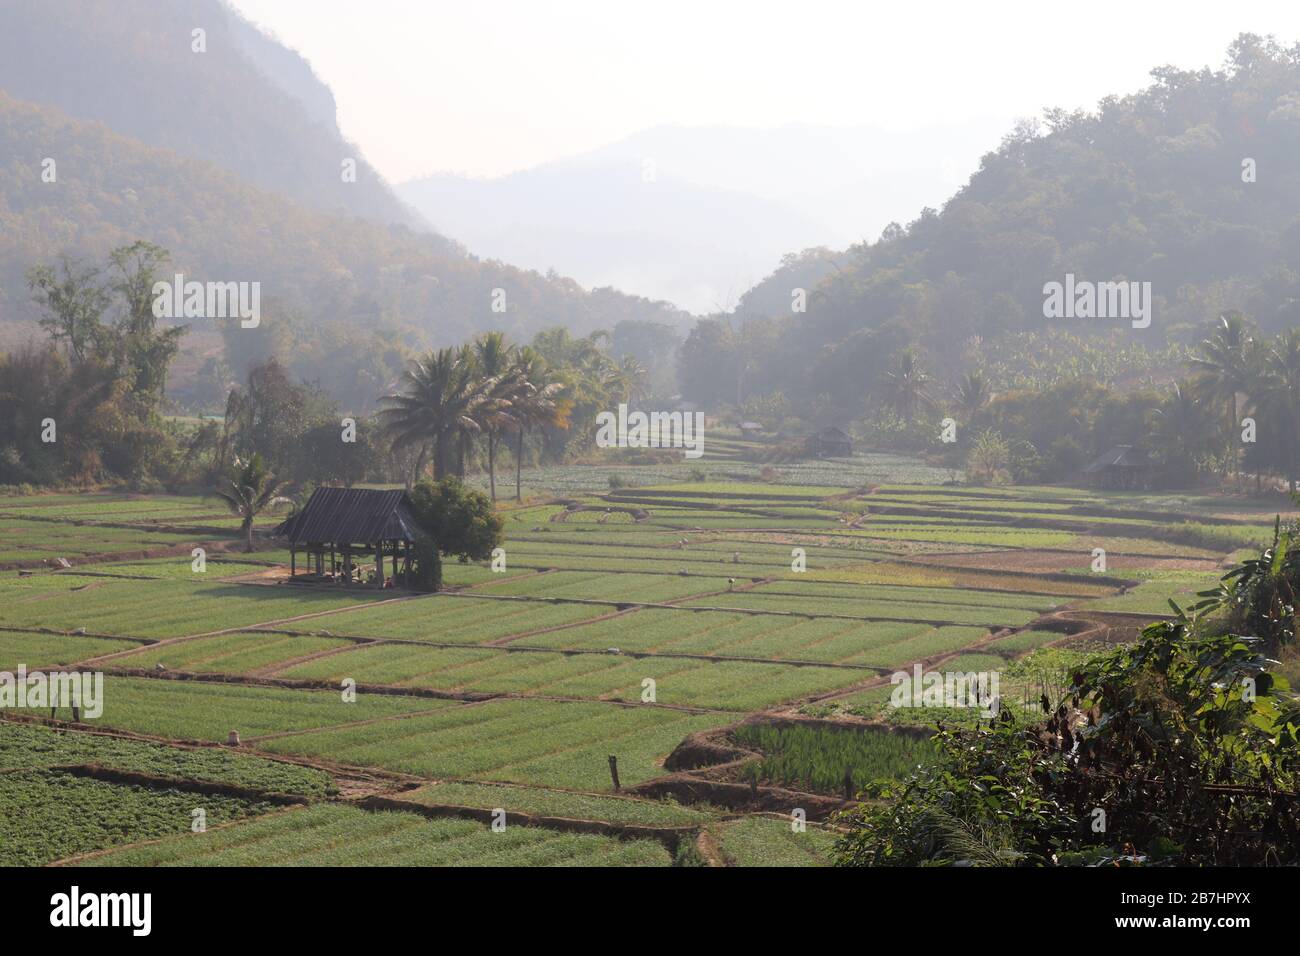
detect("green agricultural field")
[679,590,1038,627]
[0,575,393,639]
[0,629,142,669]
[75,802,673,867]
[0,770,278,866]
[278,641,870,710]
[115,632,357,674]
[735,722,935,794]
[0,721,333,796]
[258,698,729,790]
[468,570,737,603]
[300,594,615,642]
[405,780,716,826]
[711,816,838,867]
[0,518,207,563]
[0,470,1262,868]
[82,676,444,742]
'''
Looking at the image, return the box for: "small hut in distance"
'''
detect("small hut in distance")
[806,426,853,458]
[274,487,420,588]
[1082,444,1153,490]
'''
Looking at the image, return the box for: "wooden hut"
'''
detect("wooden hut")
[806,426,853,458]
[274,487,420,589]
[1082,444,1152,490]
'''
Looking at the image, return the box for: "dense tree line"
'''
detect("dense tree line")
[2,245,658,502]
[0,241,185,486]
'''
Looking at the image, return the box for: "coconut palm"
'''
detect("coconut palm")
[881,348,934,421]
[214,453,290,552]
[508,348,571,501]
[473,332,518,501]
[1190,313,1255,476]
[1252,330,1300,491]
[953,370,993,422]
[378,348,491,485]
[1152,381,1208,478]
[603,355,648,404]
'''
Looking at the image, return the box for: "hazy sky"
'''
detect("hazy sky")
[227,0,1300,183]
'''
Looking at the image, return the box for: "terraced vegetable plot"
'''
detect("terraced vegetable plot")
[0,721,333,796]
[84,677,444,741]
[405,780,716,826]
[276,642,870,710]
[0,576,392,638]
[258,698,729,789]
[113,632,358,674]
[75,803,672,867]
[0,476,1275,867]
[0,771,278,866]
[0,629,142,669]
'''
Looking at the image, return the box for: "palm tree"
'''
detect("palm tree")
[881,348,933,421]
[534,328,616,451]
[1152,381,1207,479]
[1252,330,1300,491]
[1190,313,1255,477]
[603,355,648,404]
[450,343,490,478]
[508,348,570,501]
[473,332,517,501]
[378,348,490,485]
[214,453,290,552]
[953,370,992,422]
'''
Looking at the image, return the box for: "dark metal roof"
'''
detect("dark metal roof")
[274,487,420,545]
[816,427,852,440]
[1083,444,1147,473]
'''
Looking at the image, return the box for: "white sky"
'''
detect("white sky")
[227,0,1300,182]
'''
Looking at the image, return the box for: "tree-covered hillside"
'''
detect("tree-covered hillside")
[706,36,1300,412]
[0,0,415,227]
[0,93,689,408]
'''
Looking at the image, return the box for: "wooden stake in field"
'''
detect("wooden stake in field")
[608,755,621,792]
[843,767,854,801]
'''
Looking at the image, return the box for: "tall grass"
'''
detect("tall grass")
[734,722,933,795]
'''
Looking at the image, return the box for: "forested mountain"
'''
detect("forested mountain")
[0,92,687,361]
[0,2,692,410]
[0,0,415,227]
[696,36,1300,413]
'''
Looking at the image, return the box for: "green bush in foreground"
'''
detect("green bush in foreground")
[834,621,1300,866]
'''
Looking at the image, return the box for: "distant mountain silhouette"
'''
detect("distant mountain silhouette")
[398,121,1002,312]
